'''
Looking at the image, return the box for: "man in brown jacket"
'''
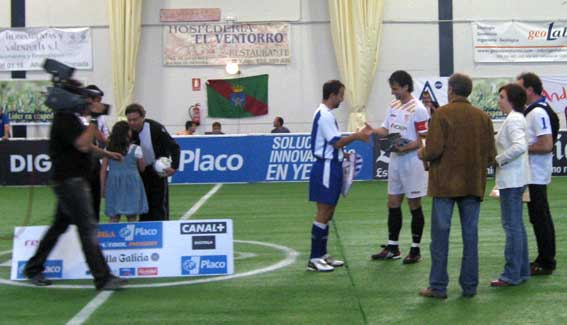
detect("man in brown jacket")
[417,73,496,299]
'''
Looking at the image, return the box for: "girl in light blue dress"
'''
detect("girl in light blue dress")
[101,121,148,223]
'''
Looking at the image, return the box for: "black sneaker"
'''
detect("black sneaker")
[403,247,422,264]
[530,262,553,276]
[371,245,401,260]
[98,276,125,291]
[110,275,128,285]
[27,273,52,286]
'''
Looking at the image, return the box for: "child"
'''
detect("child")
[101,121,148,222]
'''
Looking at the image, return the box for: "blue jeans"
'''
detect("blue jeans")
[429,196,480,295]
[499,187,530,284]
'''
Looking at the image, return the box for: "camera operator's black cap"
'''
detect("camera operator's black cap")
[85,85,104,98]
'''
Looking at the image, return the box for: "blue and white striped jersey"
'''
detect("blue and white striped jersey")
[310,103,343,161]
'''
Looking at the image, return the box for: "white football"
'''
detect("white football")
[154,157,172,177]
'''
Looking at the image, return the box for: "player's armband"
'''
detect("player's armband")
[415,120,427,133]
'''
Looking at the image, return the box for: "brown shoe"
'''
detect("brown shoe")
[490,279,511,287]
[419,287,447,299]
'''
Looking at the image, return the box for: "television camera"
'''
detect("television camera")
[43,58,110,117]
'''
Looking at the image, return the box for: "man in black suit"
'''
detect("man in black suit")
[126,103,180,221]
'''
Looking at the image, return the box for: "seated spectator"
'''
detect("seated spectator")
[0,106,9,141]
[271,116,290,133]
[205,121,225,135]
[176,120,197,135]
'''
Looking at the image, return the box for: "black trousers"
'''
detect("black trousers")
[139,167,169,221]
[88,160,101,222]
[24,177,112,288]
[527,184,556,269]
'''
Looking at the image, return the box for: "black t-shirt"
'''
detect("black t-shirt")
[49,112,91,181]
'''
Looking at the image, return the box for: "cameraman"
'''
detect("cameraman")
[24,101,125,290]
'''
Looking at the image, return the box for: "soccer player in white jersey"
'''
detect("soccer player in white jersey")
[517,72,556,275]
[368,70,430,264]
[307,80,372,272]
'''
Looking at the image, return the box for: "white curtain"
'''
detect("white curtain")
[328,0,384,131]
[107,0,143,117]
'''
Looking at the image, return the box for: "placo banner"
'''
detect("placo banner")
[164,23,290,65]
[472,21,567,62]
[171,134,374,183]
[11,220,234,280]
[5,133,567,185]
[0,27,92,71]
[0,135,373,185]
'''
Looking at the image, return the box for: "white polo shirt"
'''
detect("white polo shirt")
[139,122,156,166]
[310,103,343,161]
[525,104,553,185]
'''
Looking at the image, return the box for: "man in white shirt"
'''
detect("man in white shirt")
[307,80,372,272]
[517,72,557,275]
[368,70,429,264]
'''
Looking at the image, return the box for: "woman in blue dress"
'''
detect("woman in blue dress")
[101,121,148,222]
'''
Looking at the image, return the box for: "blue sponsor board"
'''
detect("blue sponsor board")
[6,133,567,185]
[17,260,63,279]
[97,222,163,250]
[120,268,136,277]
[172,134,374,184]
[181,255,228,275]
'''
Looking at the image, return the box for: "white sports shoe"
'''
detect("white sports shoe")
[307,258,334,272]
[323,254,345,267]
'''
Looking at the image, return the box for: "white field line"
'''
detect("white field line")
[180,184,223,220]
[0,250,12,256]
[65,291,113,325]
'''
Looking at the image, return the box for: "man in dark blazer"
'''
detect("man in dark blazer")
[126,103,180,221]
[417,73,496,299]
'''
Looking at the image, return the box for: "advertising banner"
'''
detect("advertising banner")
[0,80,53,123]
[2,133,566,185]
[11,219,234,280]
[472,21,567,62]
[0,139,50,185]
[0,135,373,185]
[164,23,290,65]
[0,27,92,71]
[414,77,567,119]
[160,8,221,22]
[414,77,511,120]
[172,134,374,183]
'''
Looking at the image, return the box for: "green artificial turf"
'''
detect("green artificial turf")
[1,179,567,324]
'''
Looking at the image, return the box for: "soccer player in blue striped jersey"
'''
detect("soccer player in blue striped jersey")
[307,80,372,272]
